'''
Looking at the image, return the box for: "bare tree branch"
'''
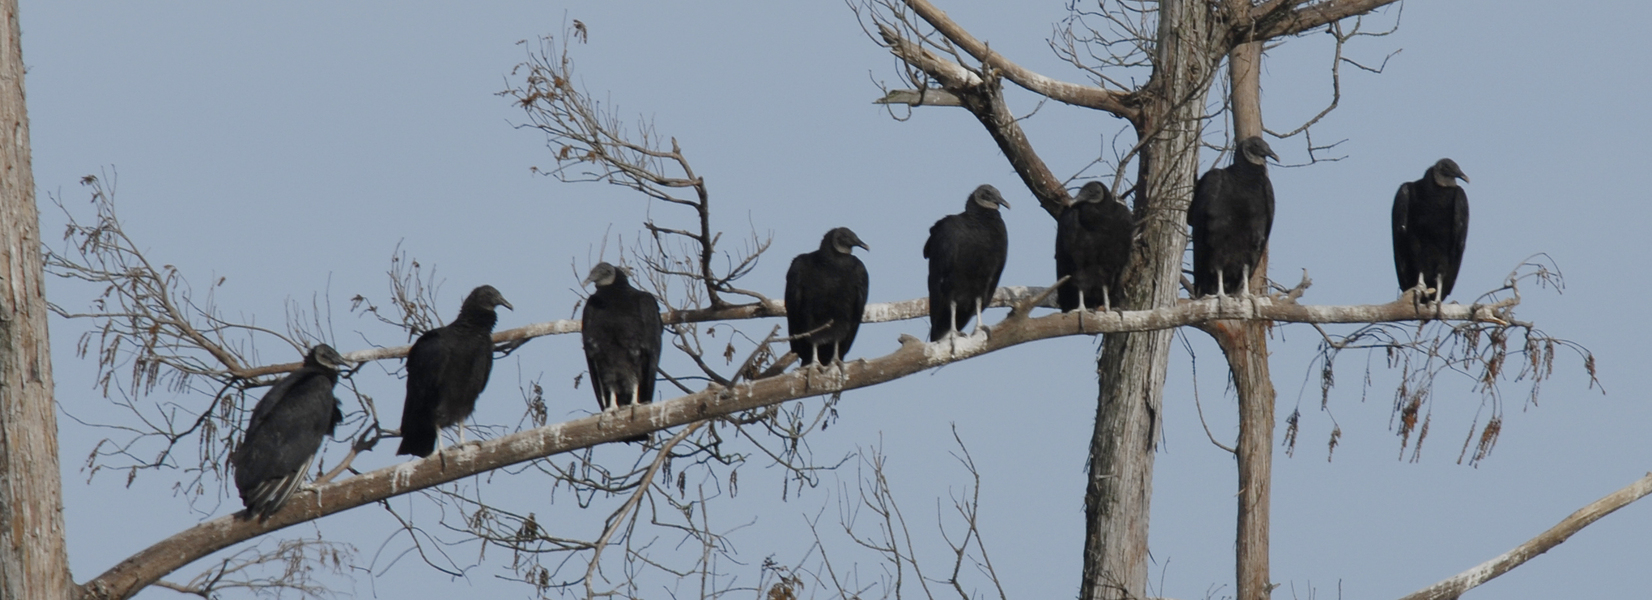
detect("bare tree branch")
[899,0,1139,118]
[77,284,1539,599]
[1241,0,1403,43]
[1396,472,1652,600]
[871,22,1073,217]
[227,284,1521,380]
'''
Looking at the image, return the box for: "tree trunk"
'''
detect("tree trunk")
[1079,2,1216,598]
[0,1,72,598]
[1219,318,1275,600]
[1226,38,1276,600]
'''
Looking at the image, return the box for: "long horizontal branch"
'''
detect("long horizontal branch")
[900,0,1138,119]
[79,293,1515,599]
[1396,471,1652,600]
[1241,0,1402,43]
[236,287,1512,379]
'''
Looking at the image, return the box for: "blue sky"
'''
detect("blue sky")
[24,1,1652,598]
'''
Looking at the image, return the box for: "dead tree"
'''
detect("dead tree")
[855,1,1580,600]
[17,7,1619,600]
[0,0,74,595]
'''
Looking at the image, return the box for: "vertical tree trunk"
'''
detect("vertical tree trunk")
[1225,39,1276,600]
[0,0,71,598]
[1221,318,1275,600]
[1079,2,1216,598]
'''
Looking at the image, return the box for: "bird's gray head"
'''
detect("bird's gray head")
[1238,137,1278,166]
[464,285,514,312]
[1430,158,1469,187]
[305,344,352,370]
[582,262,624,288]
[969,184,1011,211]
[825,227,870,255]
[1073,181,1115,205]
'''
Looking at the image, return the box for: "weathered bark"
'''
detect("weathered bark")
[1079,1,1217,598]
[1224,35,1275,600]
[0,0,72,598]
[1217,317,1275,600]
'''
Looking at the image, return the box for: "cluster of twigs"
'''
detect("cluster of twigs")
[1284,255,1599,464]
[152,535,355,600]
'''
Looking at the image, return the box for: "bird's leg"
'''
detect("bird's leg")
[964,297,977,338]
[1240,264,1251,299]
[1412,272,1427,313]
[949,301,960,339]
[457,425,465,446]
[1075,289,1088,333]
[1216,270,1226,302]
[1102,286,1112,314]
[1434,273,1446,319]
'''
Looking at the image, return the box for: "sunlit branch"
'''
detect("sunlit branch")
[1396,472,1652,600]
[238,283,1519,378]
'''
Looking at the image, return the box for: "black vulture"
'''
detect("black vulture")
[581,263,664,415]
[1056,181,1134,312]
[1189,136,1278,298]
[230,344,349,519]
[786,227,871,366]
[924,184,1011,341]
[1392,158,1470,303]
[396,285,513,457]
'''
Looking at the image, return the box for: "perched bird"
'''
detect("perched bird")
[396,285,513,457]
[1392,158,1470,303]
[1056,181,1134,312]
[786,227,871,366]
[581,263,663,416]
[1189,136,1278,298]
[925,184,1011,341]
[231,344,349,519]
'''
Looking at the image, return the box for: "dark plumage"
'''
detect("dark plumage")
[1056,181,1134,312]
[581,263,664,415]
[1189,136,1278,298]
[786,227,871,366]
[1392,158,1470,302]
[924,184,1011,341]
[231,344,349,519]
[396,285,513,457]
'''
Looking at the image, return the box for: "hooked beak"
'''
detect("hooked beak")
[498,299,515,311]
[996,197,1012,209]
[857,240,871,252]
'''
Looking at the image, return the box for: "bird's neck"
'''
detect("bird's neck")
[452,307,499,330]
[1228,161,1269,184]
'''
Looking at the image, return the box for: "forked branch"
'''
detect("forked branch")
[896,0,1139,118]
